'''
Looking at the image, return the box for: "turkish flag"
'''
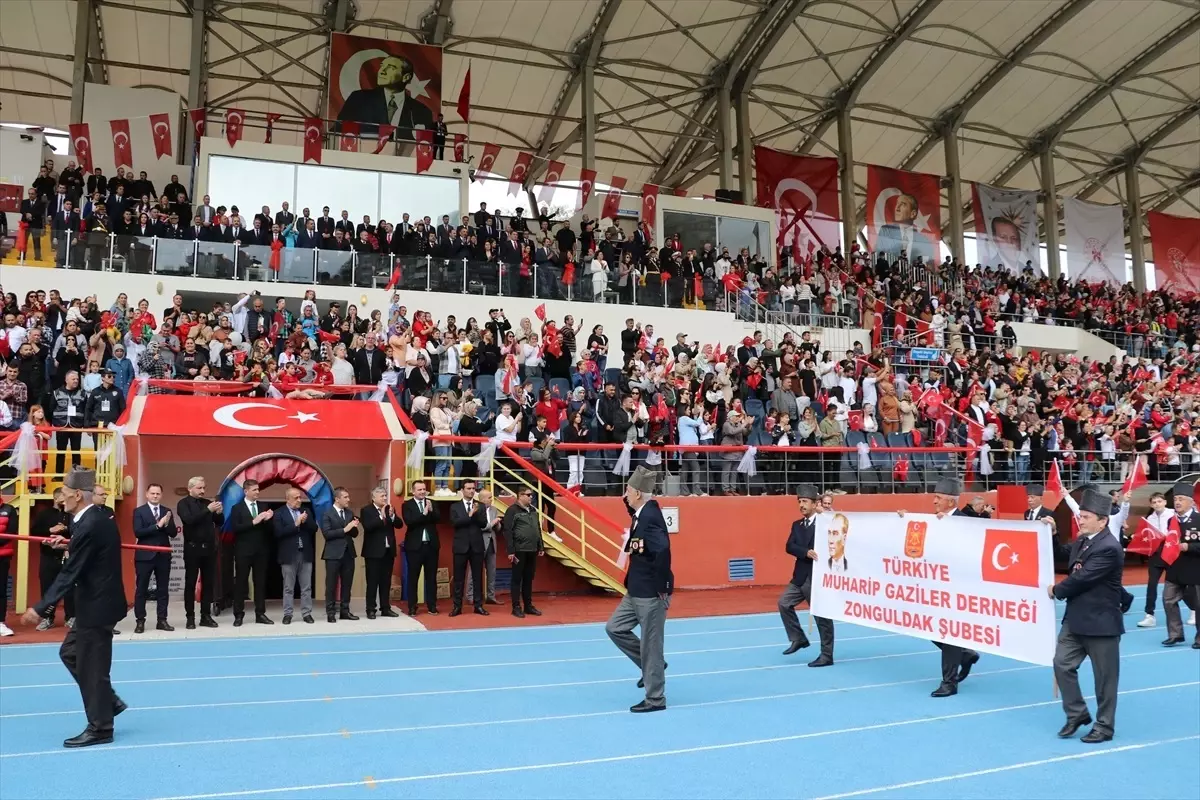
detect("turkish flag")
[1148,211,1200,295]
[457,62,471,122]
[110,119,133,169]
[264,112,281,143]
[414,129,434,174]
[601,176,627,220]
[579,167,596,208]
[508,151,532,196]
[641,184,659,235]
[755,147,840,253]
[302,118,323,164]
[189,108,206,139]
[1127,518,1165,557]
[865,165,942,258]
[1046,459,1065,499]
[148,113,172,159]
[1161,516,1183,566]
[981,529,1040,588]
[533,303,546,322]
[674,187,687,198]
[475,142,501,183]
[68,123,93,174]
[340,121,360,152]
[137,397,391,440]
[453,133,466,163]
[539,159,564,204]
[225,108,245,148]
[375,124,396,154]
[1121,455,1148,494]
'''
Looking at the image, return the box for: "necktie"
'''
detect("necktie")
[467,501,474,515]
[387,94,399,121]
[250,501,258,517]
[152,505,158,520]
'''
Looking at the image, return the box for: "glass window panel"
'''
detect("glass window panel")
[380,173,460,225]
[296,164,380,225]
[208,157,295,220]
[662,210,717,252]
[717,217,770,259]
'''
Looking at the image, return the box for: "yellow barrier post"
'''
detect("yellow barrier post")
[14,494,32,612]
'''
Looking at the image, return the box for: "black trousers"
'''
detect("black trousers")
[54,430,83,476]
[234,549,268,617]
[364,554,395,613]
[1145,562,1165,614]
[38,552,76,621]
[183,550,217,619]
[510,551,538,610]
[60,626,118,734]
[324,554,354,613]
[405,543,440,610]
[452,549,484,609]
[134,554,171,622]
[217,539,235,608]
[934,642,977,684]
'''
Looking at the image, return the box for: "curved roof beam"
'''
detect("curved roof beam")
[1073,102,1200,202]
[1148,171,1200,214]
[796,0,943,155]
[898,0,1094,170]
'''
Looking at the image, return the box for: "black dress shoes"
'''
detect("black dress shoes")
[407,607,418,616]
[255,614,273,625]
[282,615,292,625]
[327,613,337,623]
[64,729,113,748]
[381,608,400,618]
[199,617,218,628]
[782,640,810,656]
[630,701,666,713]
[1163,637,1185,646]
[185,618,196,630]
[303,614,315,624]
[1193,640,1200,649]
[449,607,462,617]
[1057,715,1092,738]
[474,606,489,616]
[957,652,980,682]
[807,655,833,667]
[340,610,360,621]
[512,607,526,618]
[525,606,543,616]
[367,611,377,620]
[156,620,174,632]
[1080,728,1113,744]
[427,608,439,615]
[232,616,244,627]
[931,682,958,697]
[134,620,145,634]
[113,697,128,717]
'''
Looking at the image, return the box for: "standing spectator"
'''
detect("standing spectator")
[130,484,177,634]
[273,487,316,625]
[320,488,361,623]
[33,488,72,630]
[360,487,402,619]
[503,487,543,618]
[401,481,440,616]
[228,480,274,627]
[177,476,222,629]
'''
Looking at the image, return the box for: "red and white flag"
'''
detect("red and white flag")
[225,108,245,148]
[475,142,501,184]
[148,113,172,159]
[674,187,687,197]
[414,129,434,174]
[1121,455,1148,494]
[302,118,323,164]
[1161,516,1183,566]
[539,159,564,204]
[374,124,396,154]
[110,119,132,169]
[189,108,206,139]
[1063,198,1126,287]
[339,121,360,152]
[865,165,942,262]
[533,303,547,322]
[1148,211,1200,295]
[264,112,282,144]
[1046,459,1065,499]
[453,133,466,163]
[971,183,1039,271]
[508,151,532,196]
[456,62,471,122]
[754,147,840,253]
[640,184,659,235]
[579,167,596,208]
[68,123,93,174]
[601,176,626,220]
[1127,517,1165,557]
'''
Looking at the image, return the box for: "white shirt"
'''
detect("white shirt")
[73,504,95,523]
[495,413,518,442]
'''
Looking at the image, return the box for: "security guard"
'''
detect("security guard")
[778,484,834,666]
[1163,480,1200,649]
[1051,489,1125,743]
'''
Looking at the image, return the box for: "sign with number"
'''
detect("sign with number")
[662,506,680,534]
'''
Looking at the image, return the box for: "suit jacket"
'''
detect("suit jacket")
[337,88,435,137]
[1053,532,1125,637]
[132,503,176,562]
[273,506,317,565]
[35,506,127,627]
[296,229,321,249]
[176,495,223,554]
[316,216,336,235]
[228,499,273,556]
[360,503,403,559]
[320,505,359,561]
[248,228,271,246]
[1166,508,1200,585]
[401,497,440,551]
[449,498,489,554]
[52,211,80,233]
[196,204,215,224]
[785,516,816,586]
[334,219,355,236]
[275,211,295,228]
[623,498,673,598]
[876,223,936,263]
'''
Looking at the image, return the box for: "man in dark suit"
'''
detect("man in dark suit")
[131,483,177,633]
[336,55,435,138]
[502,486,543,618]
[228,479,274,626]
[51,199,81,268]
[23,468,128,748]
[606,466,673,713]
[274,487,317,625]
[320,487,361,622]
[248,220,271,247]
[402,481,440,616]
[449,478,490,617]
[1024,484,1054,523]
[778,485,835,666]
[188,214,208,241]
[361,487,403,619]
[296,219,321,249]
[1051,489,1126,743]
[176,476,223,629]
[334,212,355,237]
[1163,481,1200,648]
[19,187,45,260]
[316,206,335,241]
[275,202,295,229]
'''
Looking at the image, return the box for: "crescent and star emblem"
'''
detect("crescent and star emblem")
[212,403,319,432]
[113,132,129,146]
[990,543,1017,571]
[153,121,168,138]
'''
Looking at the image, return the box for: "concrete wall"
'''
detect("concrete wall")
[1011,321,1123,362]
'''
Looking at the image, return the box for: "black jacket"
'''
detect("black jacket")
[502,503,542,553]
[34,505,127,627]
[85,385,125,427]
[450,498,489,554]
[320,505,359,560]
[273,506,317,564]
[785,516,816,586]
[1166,509,1200,585]
[176,495,223,554]
[1053,532,1126,637]
[401,497,440,551]
[228,500,273,556]
[623,498,673,598]
[360,503,403,559]
[131,503,176,562]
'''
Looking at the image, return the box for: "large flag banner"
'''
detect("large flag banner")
[602,176,627,221]
[149,113,173,159]
[866,166,942,264]
[508,151,532,196]
[1148,211,1200,295]
[68,123,93,174]
[1064,198,1126,286]
[475,142,501,184]
[754,147,839,254]
[811,512,1056,666]
[641,183,660,234]
[327,32,442,141]
[110,119,132,169]
[972,183,1038,271]
[302,118,323,165]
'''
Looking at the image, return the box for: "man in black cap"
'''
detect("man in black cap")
[1162,480,1200,649]
[21,468,128,747]
[606,466,673,712]
[1024,485,1054,524]
[1050,488,1125,743]
[85,368,125,428]
[778,484,834,666]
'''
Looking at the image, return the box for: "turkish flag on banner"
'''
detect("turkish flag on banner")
[579,167,597,208]
[457,62,471,122]
[1148,210,1200,295]
[475,142,501,183]
[68,123,93,174]
[754,146,840,253]
[980,529,1040,588]
[508,151,532,197]
[189,108,206,139]
[453,133,466,163]
[110,119,133,169]
[340,121,360,152]
[539,159,564,204]
[375,124,396,154]
[148,113,172,159]
[264,113,281,143]
[302,118,323,164]
[640,184,659,234]
[865,165,942,261]
[225,108,245,148]
[414,129,434,174]
[602,176,627,220]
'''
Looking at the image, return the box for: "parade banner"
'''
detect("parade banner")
[1148,210,1200,295]
[753,147,840,254]
[971,183,1038,271]
[327,32,442,139]
[811,512,1056,666]
[1064,197,1126,286]
[866,166,941,263]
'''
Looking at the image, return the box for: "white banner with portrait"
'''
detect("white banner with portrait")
[1064,197,1126,286]
[971,183,1040,273]
[810,512,1056,666]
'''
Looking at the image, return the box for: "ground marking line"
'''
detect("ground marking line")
[145,682,1200,800]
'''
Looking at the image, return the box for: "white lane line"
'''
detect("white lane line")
[810,735,1200,800]
[144,682,1199,799]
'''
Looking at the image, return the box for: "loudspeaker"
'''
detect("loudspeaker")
[714,189,744,204]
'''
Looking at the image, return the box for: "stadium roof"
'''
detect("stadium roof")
[1,0,1197,222]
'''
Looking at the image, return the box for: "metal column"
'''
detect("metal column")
[69,0,93,124]
[1126,161,1146,292]
[1040,147,1060,279]
[717,87,733,191]
[183,0,208,157]
[735,89,753,202]
[581,61,597,215]
[942,125,965,265]
[836,106,856,257]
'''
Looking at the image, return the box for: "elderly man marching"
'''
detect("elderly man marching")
[606,466,674,713]
[778,484,835,666]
